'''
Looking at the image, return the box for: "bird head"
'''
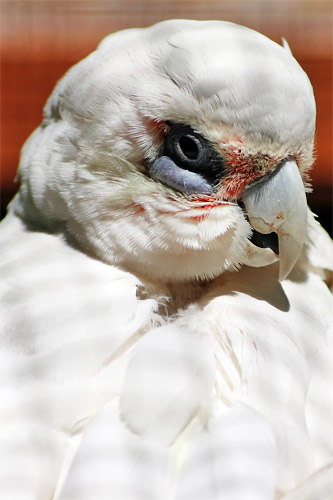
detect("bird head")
[13,20,316,282]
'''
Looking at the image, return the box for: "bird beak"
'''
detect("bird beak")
[241,159,308,281]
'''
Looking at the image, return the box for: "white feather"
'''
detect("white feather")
[0,19,332,500]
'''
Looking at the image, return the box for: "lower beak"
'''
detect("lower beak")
[241,159,308,281]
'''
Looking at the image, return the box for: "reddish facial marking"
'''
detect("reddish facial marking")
[217,141,283,199]
[142,117,168,141]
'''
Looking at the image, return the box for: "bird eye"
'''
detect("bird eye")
[150,122,227,193]
[163,124,210,172]
[175,135,201,162]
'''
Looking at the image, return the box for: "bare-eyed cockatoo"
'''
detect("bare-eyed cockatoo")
[0,19,332,500]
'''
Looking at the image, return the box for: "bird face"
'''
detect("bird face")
[14,20,316,282]
[146,119,308,281]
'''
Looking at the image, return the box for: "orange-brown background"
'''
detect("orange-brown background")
[1,0,332,234]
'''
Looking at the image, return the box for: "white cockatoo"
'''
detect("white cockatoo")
[0,19,332,500]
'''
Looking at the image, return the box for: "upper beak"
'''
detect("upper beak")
[241,159,308,281]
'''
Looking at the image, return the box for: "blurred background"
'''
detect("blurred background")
[1,0,332,234]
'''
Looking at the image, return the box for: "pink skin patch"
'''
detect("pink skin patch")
[217,140,283,200]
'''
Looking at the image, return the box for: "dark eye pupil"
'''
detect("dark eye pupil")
[179,136,199,160]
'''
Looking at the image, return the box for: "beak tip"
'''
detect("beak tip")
[277,234,305,281]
